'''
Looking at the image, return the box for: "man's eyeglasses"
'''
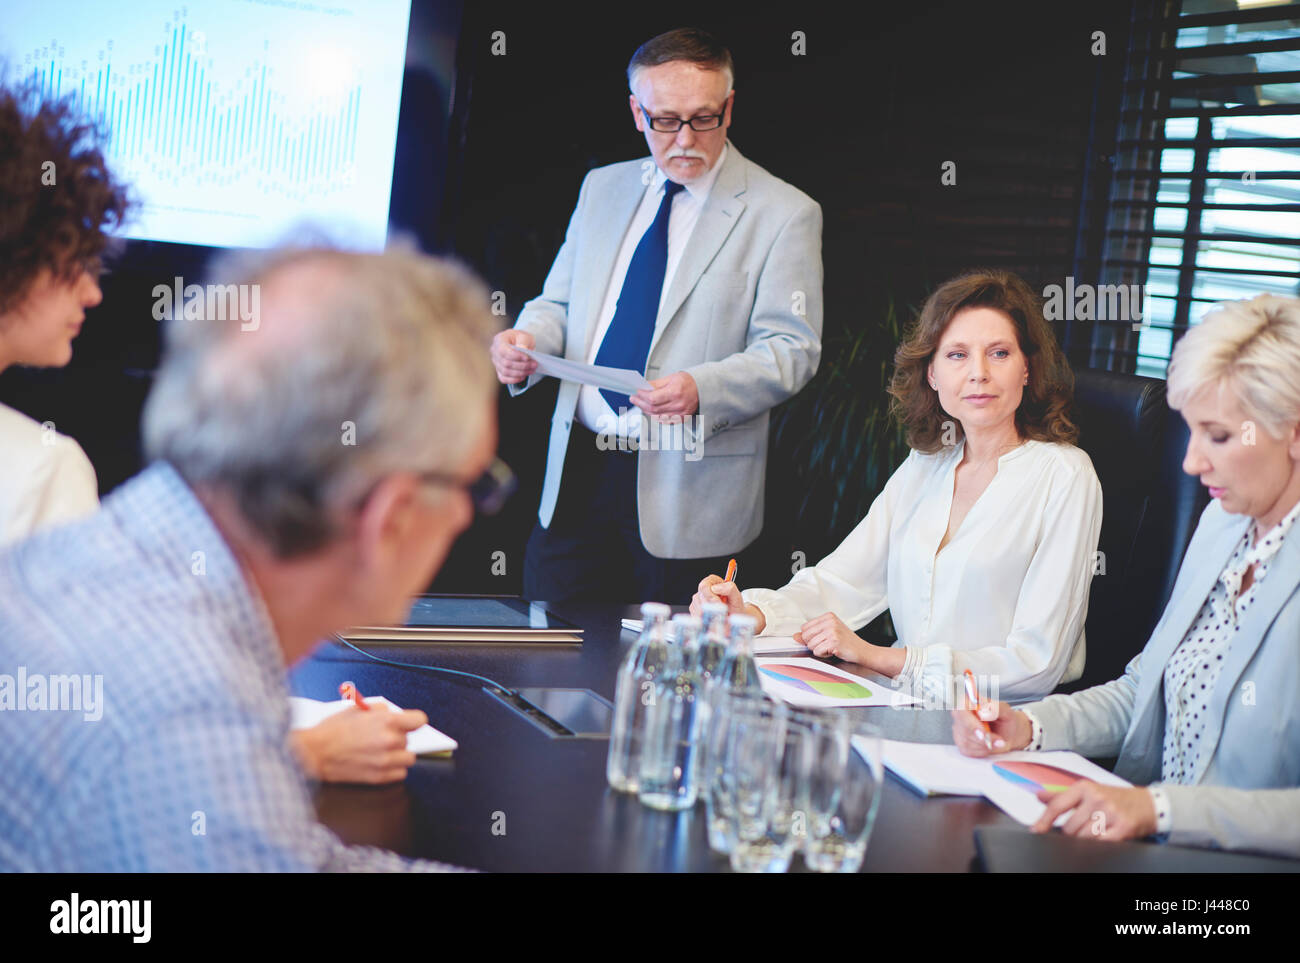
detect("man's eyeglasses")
[637,102,726,133]
[419,456,517,515]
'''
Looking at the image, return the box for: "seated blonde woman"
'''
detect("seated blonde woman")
[694,269,1103,703]
[953,294,1300,858]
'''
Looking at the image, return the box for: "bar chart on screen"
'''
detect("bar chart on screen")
[0,0,412,250]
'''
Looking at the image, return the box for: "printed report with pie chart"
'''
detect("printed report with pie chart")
[756,657,919,708]
[865,739,1132,827]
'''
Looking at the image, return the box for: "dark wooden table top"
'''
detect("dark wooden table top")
[290,600,1019,871]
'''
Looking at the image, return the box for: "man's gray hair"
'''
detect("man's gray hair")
[142,245,500,557]
[627,27,734,95]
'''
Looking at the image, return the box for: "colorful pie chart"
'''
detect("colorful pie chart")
[992,760,1087,794]
[759,663,872,699]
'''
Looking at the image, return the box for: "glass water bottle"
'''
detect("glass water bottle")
[638,615,705,811]
[696,602,730,685]
[606,602,672,793]
[713,612,764,698]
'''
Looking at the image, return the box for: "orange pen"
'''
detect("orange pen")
[723,558,737,584]
[963,669,994,751]
[339,681,370,710]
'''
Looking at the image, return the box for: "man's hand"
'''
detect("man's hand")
[290,706,428,784]
[490,329,538,384]
[950,701,1033,756]
[689,575,766,633]
[1031,782,1158,842]
[631,371,699,421]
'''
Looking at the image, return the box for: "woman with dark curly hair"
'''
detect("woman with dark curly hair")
[0,85,129,545]
[693,270,1103,702]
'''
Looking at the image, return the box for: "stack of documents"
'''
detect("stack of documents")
[290,695,457,757]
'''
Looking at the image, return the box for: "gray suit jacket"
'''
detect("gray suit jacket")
[1028,498,1300,857]
[509,142,823,558]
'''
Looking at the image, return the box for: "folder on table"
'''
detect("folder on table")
[344,595,583,644]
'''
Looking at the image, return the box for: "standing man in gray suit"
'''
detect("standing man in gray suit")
[490,27,823,604]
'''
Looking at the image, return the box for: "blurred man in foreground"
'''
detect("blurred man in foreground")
[0,246,503,870]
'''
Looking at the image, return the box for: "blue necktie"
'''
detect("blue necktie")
[594,179,685,413]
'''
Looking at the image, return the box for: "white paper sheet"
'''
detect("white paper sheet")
[756,657,920,708]
[519,348,652,395]
[751,635,811,656]
[289,695,457,756]
[874,740,992,797]
[858,737,1131,826]
[620,620,804,655]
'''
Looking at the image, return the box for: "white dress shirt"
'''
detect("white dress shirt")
[576,145,728,440]
[0,402,98,546]
[744,439,1103,702]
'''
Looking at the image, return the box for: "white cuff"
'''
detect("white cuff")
[1021,708,1045,751]
[897,645,923,689]
[1148,785,1173,835]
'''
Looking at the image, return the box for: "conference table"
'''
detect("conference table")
[290,599,1019,872]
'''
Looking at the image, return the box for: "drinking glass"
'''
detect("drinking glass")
[805,720,884,873]
[724,697,797,873]
[790,706,851,858]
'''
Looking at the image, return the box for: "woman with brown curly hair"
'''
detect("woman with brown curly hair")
[0,85,128,545]
[693,270,1103,702]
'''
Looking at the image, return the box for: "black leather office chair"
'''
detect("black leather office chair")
[1062,369,1210,693]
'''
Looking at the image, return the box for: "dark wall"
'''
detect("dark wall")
[431,0,1134,594]
[0,0,1135,597]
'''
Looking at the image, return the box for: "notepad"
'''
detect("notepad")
[860,738,1131,826]
[289,695,457,757]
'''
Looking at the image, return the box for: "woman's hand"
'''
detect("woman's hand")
[1031,782,1158,841]
[950,701,1033,756]
[689,575,766,633]
[793,613,880,666]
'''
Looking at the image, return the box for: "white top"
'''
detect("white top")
[744,439,1103,702]
[0,402,99,546]
[576,145,728,440]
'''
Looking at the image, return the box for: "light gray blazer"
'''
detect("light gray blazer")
[509,142,823,558]
[1028,498,1300,858]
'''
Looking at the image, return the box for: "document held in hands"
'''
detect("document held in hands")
[289,695,457,756]
[860,738,1132,827]
[519,347,653,396]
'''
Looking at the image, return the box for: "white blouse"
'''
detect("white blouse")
[0,402,99,547]
[744,439,1103,702]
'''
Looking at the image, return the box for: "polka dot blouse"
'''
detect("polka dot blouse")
[1149,497,1300,831]
[1023,497,1300,836]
